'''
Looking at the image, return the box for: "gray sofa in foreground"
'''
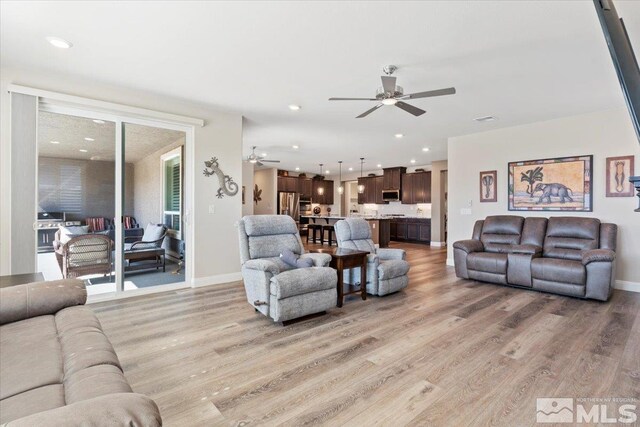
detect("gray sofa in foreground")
[453,215,617,301]
[0,279,161,426]
[238,215,338,323]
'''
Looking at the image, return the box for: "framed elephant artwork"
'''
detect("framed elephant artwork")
[606,155,635,197]
[508,155,593,212]
[479,170,497,202]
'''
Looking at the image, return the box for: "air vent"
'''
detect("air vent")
[474,115,497,122]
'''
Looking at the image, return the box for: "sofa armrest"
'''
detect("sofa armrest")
[376,248,406,261]
[0,279,86,325]
[300,252,332,267]
[4,393,161,427]
[242,259,280,275]
[510,244,542,256]
[582,249,615,265]
[453,239,484,254]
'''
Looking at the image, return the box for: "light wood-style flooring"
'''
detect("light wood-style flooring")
[92,242,640,426]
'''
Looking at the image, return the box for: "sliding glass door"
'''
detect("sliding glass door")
[35,105,191,298]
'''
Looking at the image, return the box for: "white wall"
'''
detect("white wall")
[253,168,277,215]
[448,108,640,284]
[0,69,243,282]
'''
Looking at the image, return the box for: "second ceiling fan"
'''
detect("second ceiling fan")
[329,65,456,118]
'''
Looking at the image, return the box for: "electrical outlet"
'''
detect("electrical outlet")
[208,204,215,214]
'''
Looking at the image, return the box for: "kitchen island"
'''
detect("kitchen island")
[300,215,391,248]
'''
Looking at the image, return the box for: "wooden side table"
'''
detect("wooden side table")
[311,247,368,307]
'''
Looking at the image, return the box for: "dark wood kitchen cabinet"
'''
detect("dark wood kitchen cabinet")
[401,171,432,204]
[383,167,406,190]
[374,176,385,204]
[298,178,312,200]
[312,180,334,205]
[277,176,299,193]
[389,218,431,244]
[357,176,386,204]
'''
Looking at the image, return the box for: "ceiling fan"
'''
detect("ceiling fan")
[246,146,280,166]
[329,65,456,118]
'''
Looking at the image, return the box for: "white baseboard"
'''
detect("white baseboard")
[430,241,447,247]
[191,272,242,288]
[615,280,640,293]
[446,258,454,267]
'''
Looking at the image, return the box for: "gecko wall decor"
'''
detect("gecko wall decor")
[203,157,239,198]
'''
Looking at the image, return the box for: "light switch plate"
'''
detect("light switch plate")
[208,204,215,214]
[461,208,472,215]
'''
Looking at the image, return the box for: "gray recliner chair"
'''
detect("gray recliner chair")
[238,215,338,323]
[334,218,410,296]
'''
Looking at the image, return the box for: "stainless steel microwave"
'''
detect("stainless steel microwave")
[382,190,400,201]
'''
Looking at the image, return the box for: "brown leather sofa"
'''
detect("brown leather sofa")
[453,216,617,301]
[0,279,161,426]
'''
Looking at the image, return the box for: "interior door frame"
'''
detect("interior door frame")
[37,102,196,299]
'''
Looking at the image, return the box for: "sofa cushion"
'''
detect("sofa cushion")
[543,217,600,260]
[378,259,410,280]
[141,223,165,242]
[335,219,377,253]
[531,258,586,285]
[0,384,65,424]
[64,364,132,404]
[480,215,524,253]
[270,267,337,299]
[521,217,548,247]
[467,252,508,275]
[56,307,122,377]
[59,225,90,244]
[0,315,63,400]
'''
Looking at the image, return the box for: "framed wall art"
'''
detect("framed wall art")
[479,170,497,202]
[605,155,635,197]
[508,155,593,211]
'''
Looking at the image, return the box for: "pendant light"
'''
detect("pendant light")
[317,163,324,196]
[338,161,344,195]
[357,158,365,194]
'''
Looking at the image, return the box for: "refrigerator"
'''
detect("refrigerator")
[278,192,300,222]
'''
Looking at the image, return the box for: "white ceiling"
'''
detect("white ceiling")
[38,112,185,162]
[2,1,639,174]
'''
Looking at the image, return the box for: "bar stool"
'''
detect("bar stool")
[307,223,322,244]
[322,224,335,246]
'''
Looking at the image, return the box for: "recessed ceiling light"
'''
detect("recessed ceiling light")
[348,167,353,171]
[46,36,73,49]
[295,167,300,171]
[325,170,330,174]
[79,149,88,153]
[93,119,105,124]
[90,156,102,161]
[84,137,94,141]
[395,133,404,139]
[292,145,299,149]
[261,152,267,157]
[474,115,497,122]
[377,164,382,168]
[410,159,416,164]
[288,105,301,111]
[422,147,430,152]
[50,140,60,144]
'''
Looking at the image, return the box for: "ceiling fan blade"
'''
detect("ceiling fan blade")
[329,97,378,101]
[403,87,456,99]
[259,159,281,163]
[381,76,396,94]
[356,104,384,118]
[255,161,264,166]
[395,101,426,117]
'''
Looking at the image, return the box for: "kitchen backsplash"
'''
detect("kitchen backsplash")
[316,201,432,218]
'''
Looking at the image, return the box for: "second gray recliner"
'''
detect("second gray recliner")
[334,218,410,296]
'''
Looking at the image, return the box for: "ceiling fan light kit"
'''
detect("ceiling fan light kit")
[246,146,281,167]
[329,65,456,118]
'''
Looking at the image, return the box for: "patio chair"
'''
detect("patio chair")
[53,231,113,279]
[123,223,167,273]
